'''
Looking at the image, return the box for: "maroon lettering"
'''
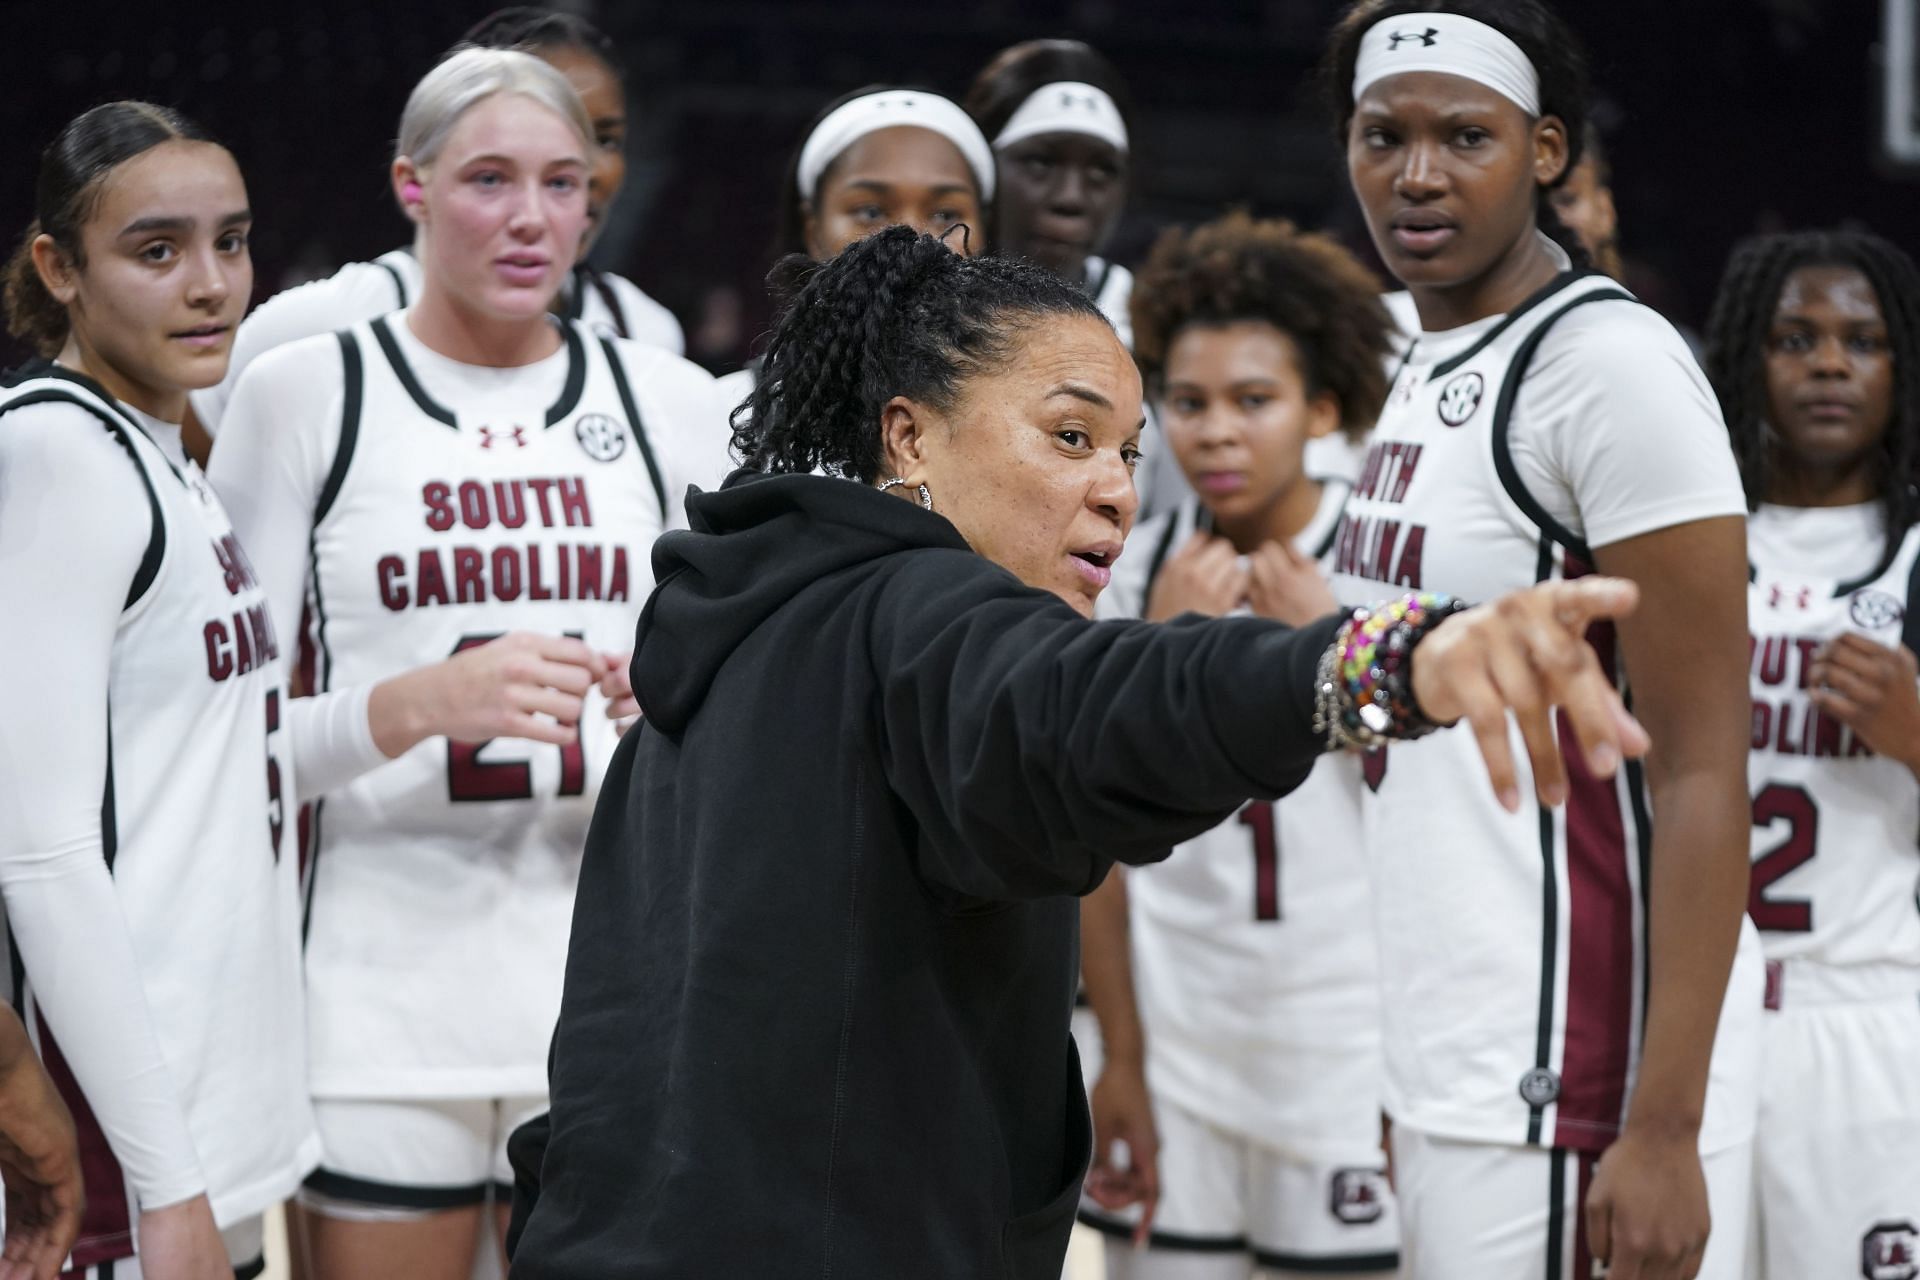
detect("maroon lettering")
[458,481,491,530]
[528,544,552,600]
[528,478,557,525]
[559,477,591,527]
[453,547,485,603]
[423,481,456,533]
[492,546,522,601]
[247,601,279,665]
[417,551,450,606]
[205,620,233,680]
[1392,523,1425,589]
[609,546,629,602]
[494,480,527,530]
[377,555,409,610]
[1387,443,1423,503]
[577,545,603,600]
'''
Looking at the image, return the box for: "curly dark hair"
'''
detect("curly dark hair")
[1129,211,1395,441]
[735,225,1108,480]
[1321,0,1592,269]
[1703,228,1920,533]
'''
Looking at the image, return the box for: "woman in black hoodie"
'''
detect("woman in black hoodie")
[508,226,1647,1279]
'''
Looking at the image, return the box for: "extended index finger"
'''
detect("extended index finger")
[1542,577,1641,630]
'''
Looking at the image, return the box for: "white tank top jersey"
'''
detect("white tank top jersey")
[1099,482,1384,1159]
[1087,255,1134,350]
[1326,269,1764,1156]
[190,247,685,435]
[1745,503,1920,974]
[0,371,317,1266]
[206,315,731,1099]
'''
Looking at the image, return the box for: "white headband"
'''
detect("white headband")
[1352,13,1541,116]
[992,81,1129,153]
[797,89,996,202]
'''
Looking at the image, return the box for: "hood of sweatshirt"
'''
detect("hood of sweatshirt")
[635,468,972,733]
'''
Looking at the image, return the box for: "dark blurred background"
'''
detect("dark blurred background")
[4,0,1915,372]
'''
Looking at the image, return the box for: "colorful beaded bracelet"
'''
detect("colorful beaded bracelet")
[1313,591,1471,751]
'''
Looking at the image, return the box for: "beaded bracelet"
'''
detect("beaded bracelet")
[1313,591,1471,751]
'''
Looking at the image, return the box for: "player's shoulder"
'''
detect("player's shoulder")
[239,328,351,393]
[241,256,409,343]
[1535,285,1694,370]
[593,270,684,353]
[0,387,148,483]
[595,329,716,397]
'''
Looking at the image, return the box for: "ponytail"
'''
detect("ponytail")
[4,101,217,357]
[2,221,66,358]
[735,225,1104,480]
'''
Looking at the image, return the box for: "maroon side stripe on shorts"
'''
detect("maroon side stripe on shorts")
[1552,613,1640,1152]
[34,1012,133,1270]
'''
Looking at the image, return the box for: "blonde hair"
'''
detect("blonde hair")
[396,46,592,171]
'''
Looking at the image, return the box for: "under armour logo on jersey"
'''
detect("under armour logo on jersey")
[1436,371,1484,427]
[1850,588,1905,630]
[478,426,529,450]
[1767,583,1814,612]
[1862,1221,1919,1280]
[1388,27,1440,49]
[1328,1169,1387,1225]
[574,413,628,462]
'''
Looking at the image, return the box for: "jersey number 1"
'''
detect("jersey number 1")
[446,633,587,802]
[1748,782,1816,933]
[1239,801,1281,922]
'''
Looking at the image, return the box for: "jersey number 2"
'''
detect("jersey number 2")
[1239,802,1281,922]
[446,633,587,803]
[1748,782,1817,933]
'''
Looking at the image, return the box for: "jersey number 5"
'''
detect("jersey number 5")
[1239,801,1282,922]
[446,633,587,803]
[1748,782,1816,933]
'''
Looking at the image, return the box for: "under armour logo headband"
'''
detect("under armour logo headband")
[992,81,1129,153]
[1352,12,1541,116]
[797,89,996,202]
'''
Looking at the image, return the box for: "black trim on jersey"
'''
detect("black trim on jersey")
[1076,1209,1246,1253]
[599,336,670,519]
[1833,508,1917,599]
[0,381,169,608]
[1544,1148,1568,1280]
[1903,538,1920,659]
[581,267,631,339]
[1143,510,1189,594]
[1488,287,1638,561]
[1085,257,1112,308]
[303,1167,492,1210]
[1527,537,1558,1147]
[375,256,410,310]
[235,1256,267,1280]
[315,333,364,525]
[1311,479,1356,560]
[1430,271,1597,379]
[369,315,456,428]
[1626,751,1654,1017]
[1252,1246,1402,1274]
[544,323,588,426]
[100,711,119,874]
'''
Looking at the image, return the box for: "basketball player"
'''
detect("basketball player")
[1321,3,1764,1277]
[716,85,993,410]
[0,101,320,1280]
[184,8,681,457]
[1702,229,1920,1279]
[204,50,729,1280]
[1076,213,1400,1278]
[1548,125,1620,280]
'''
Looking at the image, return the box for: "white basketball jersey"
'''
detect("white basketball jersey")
[301,317,677,1098]
[1103,485,1384,1159]
[369,250,682,351]
[0,372,316,1264]
[1746,504,1920,970]
[1327,272,1760,1155]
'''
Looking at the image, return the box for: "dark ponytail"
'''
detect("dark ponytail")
[4,101,216,357]
[735,225,1106,480]
[1321,0,1593,269]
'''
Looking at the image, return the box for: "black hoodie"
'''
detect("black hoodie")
[509,469,1341,1279]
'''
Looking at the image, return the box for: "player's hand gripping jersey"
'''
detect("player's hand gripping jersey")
[209,316,730,1099]
[0,368,317,1269]
[1325,269,1764,1155]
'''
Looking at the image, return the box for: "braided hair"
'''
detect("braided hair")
[735,225,1106,480]
[1321,0,1592,269]
[1130,211,1396,440]
[1703,229,1920,533]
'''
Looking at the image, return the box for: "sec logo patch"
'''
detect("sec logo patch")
[1437,372,1484,427]
[574,413,627,462]
[1849,588,1904,630]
